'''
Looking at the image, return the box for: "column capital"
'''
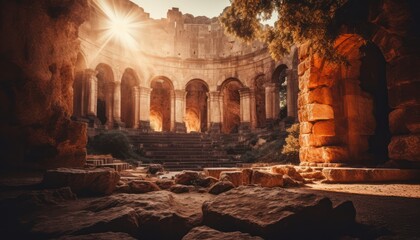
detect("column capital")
[174,89,186,99]
[139,86,152,95]
[239,87,251,97]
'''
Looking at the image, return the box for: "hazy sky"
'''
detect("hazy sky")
[131,0,231,19]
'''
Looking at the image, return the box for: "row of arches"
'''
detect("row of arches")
[73,56,298,134]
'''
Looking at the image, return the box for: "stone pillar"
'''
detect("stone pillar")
[239,87,251,131]
[174,89,186,132]
[113,81,123,128]
[132,86,140,129]
[139,87,152,131]
[265,82,280,125]
[170,90,175,131]
[208,91,222,133]
[249,88,257,129]
[105,82,115,129]
[287,69,299,121]
[86,69,98,117]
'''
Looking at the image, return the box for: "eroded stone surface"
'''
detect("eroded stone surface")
[202,186,348,239]
[31,191,201,239]
[182,226,263,240]
[57,232,136,240]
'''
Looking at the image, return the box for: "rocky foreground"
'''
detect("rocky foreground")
[0,166,418,239]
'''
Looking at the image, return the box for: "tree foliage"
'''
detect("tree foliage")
[220,0,347,62]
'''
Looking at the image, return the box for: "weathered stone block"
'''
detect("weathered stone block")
[298,59,308,76]
[300,134,339,147]
[389,81,420,108]
[313,120,336,136]
[300,146,349,163]
[271,165,304,182]
[306,104,334,121]
[389,108,410,134]
[42,168,120,195]
[220,171,243,187]
[389,135,420,161]
[251,170,283,187]
[300,122,313,134]
[322,168,420,183]
[204,168,241,179]
[387,55,420,87]
[298,87,333,107]
[405,105,420,133]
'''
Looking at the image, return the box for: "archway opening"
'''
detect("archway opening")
[272,65,288,120]
[150,77,173,132]
[221,79,242,134]
[185,79,208,133]
[150,109,163,132]
[95,63,114,125]
[359,42,390,163]
[121,68,139,128]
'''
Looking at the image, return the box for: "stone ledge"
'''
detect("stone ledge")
[322,168,420,183]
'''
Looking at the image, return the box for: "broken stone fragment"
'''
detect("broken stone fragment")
[170,184,191,193]
[251,170,284,187]
[208,181,235,195]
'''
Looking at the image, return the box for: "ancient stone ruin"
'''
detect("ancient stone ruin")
[0,0,419,239]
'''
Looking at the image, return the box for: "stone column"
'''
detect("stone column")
[139,87,152,131]
[105,82,115,129]
[174,89,186,132]
[170,90,175,131]
[286,69,299,121]
[208,91,222,133]
[86,69,98,117]
[239,88,251,131]
[265,83,280,125]
[249,88,257,129]
[113,81,123,128]
[132,86,140,129]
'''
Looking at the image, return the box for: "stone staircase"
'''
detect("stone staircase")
[128,132,243,171]
[86,155,132,172]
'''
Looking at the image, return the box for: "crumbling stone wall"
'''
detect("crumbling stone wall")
[298,0,420,166]
[0,0,89,169]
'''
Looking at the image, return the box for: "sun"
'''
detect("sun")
[92,0,142,50]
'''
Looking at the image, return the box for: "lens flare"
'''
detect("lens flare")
[92,0,143,51]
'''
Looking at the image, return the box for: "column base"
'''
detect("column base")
[174,122,186,133]
[208,123,221,133]
[138,120,151,133]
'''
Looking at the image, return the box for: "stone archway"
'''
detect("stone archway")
[272,65,288,120]
[221,78,243,134]
[185,79,208,133]
[121,68,140,128]
[95,63,114,126]
[150,77,174,132]
[299,34,390,165]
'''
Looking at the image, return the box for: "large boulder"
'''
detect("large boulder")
[31,191,201,239]
[182,226,263,240]
[42,168,120,195]
[202,186,354,239]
